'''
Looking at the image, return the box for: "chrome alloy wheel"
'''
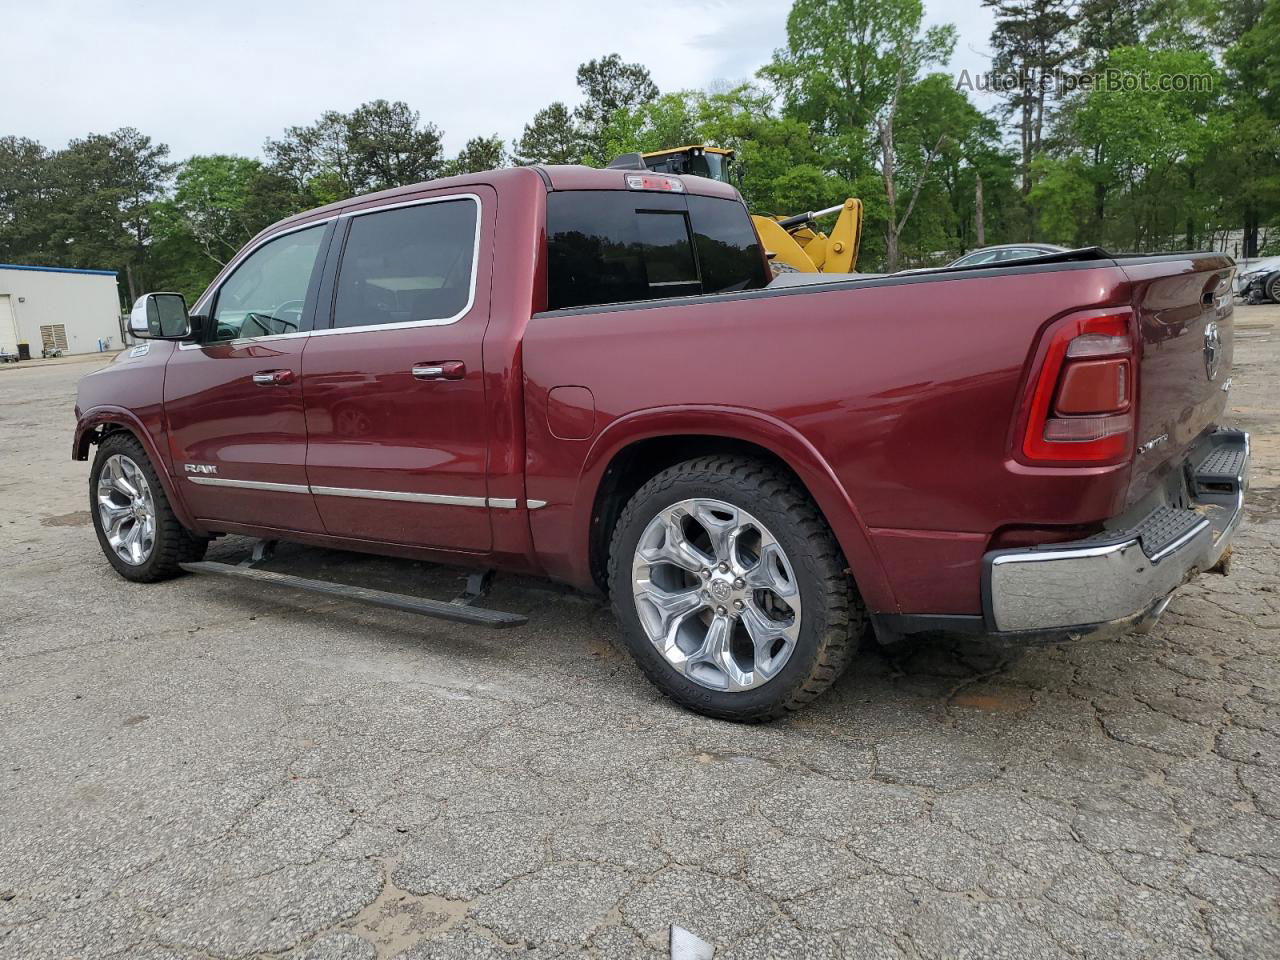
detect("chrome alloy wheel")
[631,498,802,692]
[96,454,156,566]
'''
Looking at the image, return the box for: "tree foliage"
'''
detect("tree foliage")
[264,99,444,203]
[573,54,659,163]
[512,102,584,165]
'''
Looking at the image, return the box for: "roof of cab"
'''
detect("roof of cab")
[536,164,740,200]
[265,164,741,236]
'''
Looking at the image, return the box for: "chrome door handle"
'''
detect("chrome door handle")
[412,361,465,381]
[252,369,294,385]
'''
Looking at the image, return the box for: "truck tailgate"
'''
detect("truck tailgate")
[1123,254,1235,507]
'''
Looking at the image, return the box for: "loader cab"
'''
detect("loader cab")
[607,146,737,186]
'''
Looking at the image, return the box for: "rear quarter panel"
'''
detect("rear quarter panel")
[522,263,1138,614]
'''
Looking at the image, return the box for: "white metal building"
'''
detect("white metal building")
[0,264,123,358]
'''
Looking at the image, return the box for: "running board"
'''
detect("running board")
[179,561,528,628]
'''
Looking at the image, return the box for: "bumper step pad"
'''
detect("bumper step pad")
[1134,505,1207,561]
[1195,440,1249,497]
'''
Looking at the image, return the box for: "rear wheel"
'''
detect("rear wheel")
[90,433,207,582]
[608,456,863,721]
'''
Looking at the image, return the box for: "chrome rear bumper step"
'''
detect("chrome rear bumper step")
[982,429,1249,639]
[179,561,528,628]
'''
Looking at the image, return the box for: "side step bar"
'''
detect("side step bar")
[179,561,528,628]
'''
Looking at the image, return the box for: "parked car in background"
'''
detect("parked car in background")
[947,243,1068,267]
[1234,255,1280,303]
[74,166,1248,721]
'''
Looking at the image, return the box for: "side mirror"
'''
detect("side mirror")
[129,293,191,340]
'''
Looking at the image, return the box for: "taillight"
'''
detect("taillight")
[1021,308,1137,464]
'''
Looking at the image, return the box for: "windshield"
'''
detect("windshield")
[699,153,733,184]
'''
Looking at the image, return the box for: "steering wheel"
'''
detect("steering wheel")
[267,299,305,332]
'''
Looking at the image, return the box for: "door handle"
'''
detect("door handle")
[412,361,465,381]
[252,369,295,386]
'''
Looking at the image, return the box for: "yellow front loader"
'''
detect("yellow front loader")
[607,145,864,274]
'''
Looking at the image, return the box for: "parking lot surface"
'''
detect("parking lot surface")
[2,305,1279,959]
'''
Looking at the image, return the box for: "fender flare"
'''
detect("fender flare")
[73,406,205,535]
[574,405,898,613]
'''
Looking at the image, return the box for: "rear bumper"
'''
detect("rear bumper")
[982,429,1249,640]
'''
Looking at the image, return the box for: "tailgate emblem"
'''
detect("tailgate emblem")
[1203,321,1221,380]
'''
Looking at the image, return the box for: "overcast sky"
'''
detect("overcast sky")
[2,0,996,159]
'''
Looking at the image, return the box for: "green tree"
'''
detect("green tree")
[442,135,507,176]
[0,136,55,264]
[983,0,1076,195]
[763,0,951,182]
[168,155,283,265]
[574,54,659,163]
[512,102,584,165]
[895,74,1016,261]
[264,100,443,202]
[1036,46,1225,249]
[47,128,173,299]
[345,99,444,191]
[1218,0,1280,255]
[762,0,955,268]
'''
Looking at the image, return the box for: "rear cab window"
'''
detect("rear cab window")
[545,190,769,311]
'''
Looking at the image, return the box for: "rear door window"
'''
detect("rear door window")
[331,197,479,329]
[546,191,767,311]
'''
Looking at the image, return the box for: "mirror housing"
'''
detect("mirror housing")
[129,293,192,340]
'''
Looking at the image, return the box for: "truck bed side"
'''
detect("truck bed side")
[520,253,1234,618]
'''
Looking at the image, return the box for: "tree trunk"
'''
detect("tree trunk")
[975,173,986,248]
[878,80,900,273]
[124,262,140,304]
[1184,167,1196,250]
[1244,204,1259,259]
[880,120,899,272]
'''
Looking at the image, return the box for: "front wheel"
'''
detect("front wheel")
[607,456,863,721]
[90,432,208,582]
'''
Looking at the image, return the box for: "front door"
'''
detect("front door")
[302,190,494,553]
[164,221,332,532]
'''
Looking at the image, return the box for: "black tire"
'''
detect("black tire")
[1266,273,1280,304]
[607,456,864,722]
[89,432,208,582]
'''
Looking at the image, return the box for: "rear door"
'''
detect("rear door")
[301,189,495,553]
[164,221,333,532]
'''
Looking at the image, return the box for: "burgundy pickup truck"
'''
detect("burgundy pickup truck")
[74,165,1249,720]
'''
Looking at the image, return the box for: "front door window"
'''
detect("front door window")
[209,225,326,342]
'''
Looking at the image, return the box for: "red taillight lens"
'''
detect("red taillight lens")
[1021,309,1137,464]
[1054,358,1130,414]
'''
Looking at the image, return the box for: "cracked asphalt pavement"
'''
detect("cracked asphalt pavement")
[2,304,1279,959]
